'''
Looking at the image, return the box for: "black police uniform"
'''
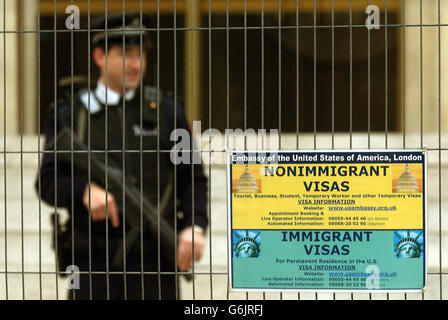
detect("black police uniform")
[35,13,208,300]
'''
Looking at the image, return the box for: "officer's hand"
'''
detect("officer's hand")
[177,227,205,272]
[82,182,120,228]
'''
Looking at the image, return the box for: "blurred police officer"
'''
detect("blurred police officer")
[36,12,208,300]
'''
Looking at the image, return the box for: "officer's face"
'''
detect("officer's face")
[94,45,147,93]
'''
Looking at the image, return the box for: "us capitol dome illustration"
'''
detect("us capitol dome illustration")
[235,164,259,193]
[393,164,420,193]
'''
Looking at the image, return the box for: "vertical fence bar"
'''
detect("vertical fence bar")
[313,0,317,301]
[295,0,300,301]
[138,0,144,301]
[262,0,266,300]
[70,0,76,301]
[420,0,423,150]
[295,0,299,152]
[1,0,444,303]
[156,0,162,300]
[385,0,388,151]
[349,0,353,151]
[277,0,281,153]
[261,0,266,301]
[349,0,353,300]
[385,0,389,301]
[331,0,335,151]
[368,0,372,300]
[121,0,128,300]
[402,0,406,300]
[277,0,282,301]
[331,0,335,299]
[261,0,265,154]
[243,0,248,300]
[402,0,406,151]
[313,0,316,153]
[190,0,196,301]
[367,0,371,151]
[402,0,407,300]
[419,2,424,299]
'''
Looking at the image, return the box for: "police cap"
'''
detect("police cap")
[91,12,152,49]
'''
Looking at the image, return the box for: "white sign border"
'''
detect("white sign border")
[226,149,428,294]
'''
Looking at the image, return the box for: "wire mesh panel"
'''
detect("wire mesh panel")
[0,0,446,300]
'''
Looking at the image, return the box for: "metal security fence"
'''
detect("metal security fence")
[0,0,447,300]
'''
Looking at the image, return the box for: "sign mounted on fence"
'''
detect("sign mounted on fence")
[227,150,426,292]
